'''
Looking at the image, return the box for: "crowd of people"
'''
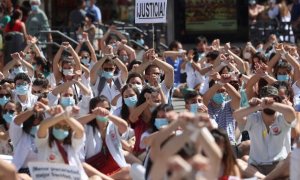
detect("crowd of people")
[0,0,299,180]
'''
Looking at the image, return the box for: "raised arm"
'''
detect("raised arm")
[264,98,296,123]
[51,81,73,96]
[113,57,128,83]
[53,43,66,82]
[117,41,136,62]
[68,43,82,72]
[153,57,174,89]
[90,56,107,85]
[74,80,91,96]
[83,32,97,63]
[2,58,17,78]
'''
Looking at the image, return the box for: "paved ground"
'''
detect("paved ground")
[172,97,186,112]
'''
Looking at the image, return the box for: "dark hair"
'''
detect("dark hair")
[102,58,115,66]
[86,11,96,23]
[14,73,31,84]
[145,64,159,75]
[127,60,142,72]
[196,36,207,44]
[0,100,16,130]
[148,104,173,133]
[35,56,50,73]
[88,96,111,131]
[0,78,14,85]
[252,52,267,64]
[23,111,45,135]
[120,84,140,122]
[8,9,22,30]
[168,40,181,50]
[211,129,240,177]
[136,86,157,107]
[184,90,200,103]
[219,66,231,75]
[274,61,292,77]
[206,50,219,61]
[126,72,144,84]
[33,78,49,89]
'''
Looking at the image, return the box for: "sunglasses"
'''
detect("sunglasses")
[32,90,42,94]
[0,93,10,98]
[54,124,70,131]
[16,82,28,86]
[103,68,114,72]
[3,109,15,114]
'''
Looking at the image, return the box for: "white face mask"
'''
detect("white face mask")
[243,52,251,59]
[62,69,74,76]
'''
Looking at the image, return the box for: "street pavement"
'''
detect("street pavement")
[172,97,186,112]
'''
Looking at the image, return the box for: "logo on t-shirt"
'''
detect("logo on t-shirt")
[270,123,281,136]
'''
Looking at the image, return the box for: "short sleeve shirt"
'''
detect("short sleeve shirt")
[245,111,292,165]
[208,101,236,142]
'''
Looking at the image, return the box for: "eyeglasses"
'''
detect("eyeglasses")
[54,124,70,131]
[103,68,114,72]
[3,109,15,114]
[0,93,10,98]
[16,82,28,86]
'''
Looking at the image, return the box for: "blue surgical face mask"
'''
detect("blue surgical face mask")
[60,97,75,107]
[52,127,69,140]
[81,58,90,66]
[154,118,169,129]
[277,75,289,82]
[124,95,138,107]
[136,39,144,46]
[30,125,39,136]
[3,112,15,124]
[212,93,226,105]
[102,71,114,79]
[0,96,9,106]
[14,66,24,75]
[190,103,200,114]
[15,84,29,95]
[31,5,39,12]
[62,69,74,76]
[96,115,109,122]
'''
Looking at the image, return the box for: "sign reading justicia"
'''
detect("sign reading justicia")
[135,0,167,24]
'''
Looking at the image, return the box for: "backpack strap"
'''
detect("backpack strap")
[113,77,122,91]
[97,76,107,96]
[97,76,122,96]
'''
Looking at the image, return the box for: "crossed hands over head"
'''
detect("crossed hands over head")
[248,97,275,110]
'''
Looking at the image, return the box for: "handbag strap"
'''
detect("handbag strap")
[55,140,69,164]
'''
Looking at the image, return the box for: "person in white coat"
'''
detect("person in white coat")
[78,95,131,180]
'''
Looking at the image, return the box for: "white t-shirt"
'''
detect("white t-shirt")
[245,111,292,165]
[184,63,205,89]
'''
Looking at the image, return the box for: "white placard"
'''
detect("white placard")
[135,0,167,24]
[28,162,81,180]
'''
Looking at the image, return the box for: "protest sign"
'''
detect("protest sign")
[28,162,81,180]
[135,0,167,24]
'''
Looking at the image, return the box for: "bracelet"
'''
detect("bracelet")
[112,56,117,59]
